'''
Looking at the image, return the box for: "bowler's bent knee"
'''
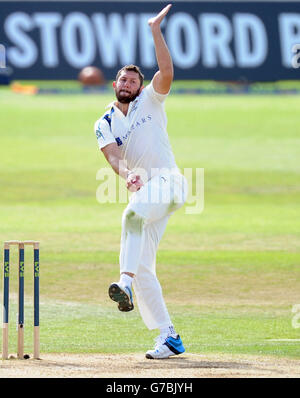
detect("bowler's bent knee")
[124,209,145,235]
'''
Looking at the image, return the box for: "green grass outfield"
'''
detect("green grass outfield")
[0,82,300,359]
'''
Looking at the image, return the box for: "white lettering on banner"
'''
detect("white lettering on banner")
[3,11,295,72]
[33,13,62,67]
[233,13,267,67]
[61,12,96,68]
[200,14,235,68]
[92,13,137,67]
[0,44,6,68]
[167,13,200,68]
[279,13,300,68]
[4,12,37,68]
[292,44,300,68]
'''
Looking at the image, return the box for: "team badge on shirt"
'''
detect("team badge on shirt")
[95,125,104,140]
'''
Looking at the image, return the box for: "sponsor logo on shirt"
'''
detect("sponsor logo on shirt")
[115,114,152,146]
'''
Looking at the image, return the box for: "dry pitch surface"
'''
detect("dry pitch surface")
[0,353,300,378]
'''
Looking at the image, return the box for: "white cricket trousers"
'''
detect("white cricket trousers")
[119,171,188,330]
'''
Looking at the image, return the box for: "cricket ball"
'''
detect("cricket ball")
[78,66,105,86]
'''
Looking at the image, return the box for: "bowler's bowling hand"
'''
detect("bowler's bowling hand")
[126,172,144,192]
[148,3,172,29]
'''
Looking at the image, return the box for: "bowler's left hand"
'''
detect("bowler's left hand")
[148,4,172,29]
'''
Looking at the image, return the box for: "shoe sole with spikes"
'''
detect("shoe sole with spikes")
[108,283,134,312]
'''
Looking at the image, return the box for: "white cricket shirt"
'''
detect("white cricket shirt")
[94,82,178,181]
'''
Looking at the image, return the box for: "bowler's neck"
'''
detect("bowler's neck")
[115,101,129,116]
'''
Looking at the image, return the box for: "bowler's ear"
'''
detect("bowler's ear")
[112,81,116,88]
[139,85,144,93]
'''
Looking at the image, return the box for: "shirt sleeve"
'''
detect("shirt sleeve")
[145,81,169,104]
[94,117,116,149]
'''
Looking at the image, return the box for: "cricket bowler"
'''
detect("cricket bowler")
[94,4,188,359]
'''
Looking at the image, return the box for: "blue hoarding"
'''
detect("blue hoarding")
[0,1,300,81]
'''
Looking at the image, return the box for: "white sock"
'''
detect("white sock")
[119,273,133,288]
[159,325,177,338]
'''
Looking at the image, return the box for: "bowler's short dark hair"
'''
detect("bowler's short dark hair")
[116,65,144,87]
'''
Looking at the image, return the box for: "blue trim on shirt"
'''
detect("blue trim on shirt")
[115,137,122,146]
[102,107,114,127]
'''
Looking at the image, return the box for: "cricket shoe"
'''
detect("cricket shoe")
[145,334,185,359]
[108,282,134,312]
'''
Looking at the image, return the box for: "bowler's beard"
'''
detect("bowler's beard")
[116,87,140,103]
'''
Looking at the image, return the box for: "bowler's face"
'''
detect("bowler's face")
[114,71,142,103]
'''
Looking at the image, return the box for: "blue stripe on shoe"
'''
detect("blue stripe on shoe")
[125,286,133,302]
[164,335,185,355]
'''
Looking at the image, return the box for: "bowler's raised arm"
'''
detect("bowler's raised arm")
[148,4,174,95]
